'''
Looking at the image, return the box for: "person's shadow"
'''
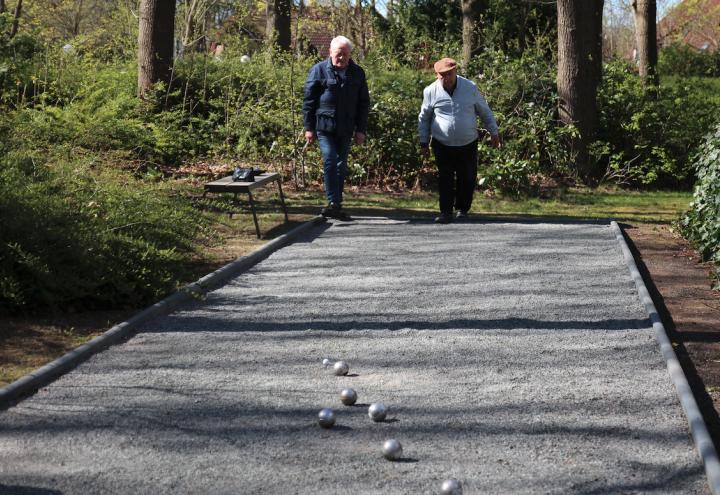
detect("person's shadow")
[0,486,63,495]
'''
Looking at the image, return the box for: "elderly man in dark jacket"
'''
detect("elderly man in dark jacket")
[303,35,370,221]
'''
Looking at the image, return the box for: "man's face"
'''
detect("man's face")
[436,68,457,91]
[330,43,351,69]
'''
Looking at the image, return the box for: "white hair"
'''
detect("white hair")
[330,36,353,52]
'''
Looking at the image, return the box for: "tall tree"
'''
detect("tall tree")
[266,0,291,50]
[632,0,658,85]
[557,0,604,184]
[137,0,176,98]
[461,0,486,68]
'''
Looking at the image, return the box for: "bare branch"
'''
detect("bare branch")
[9,0,22,38]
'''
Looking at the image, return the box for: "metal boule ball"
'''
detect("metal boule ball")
[318,408,336,429]
[340,388,357,406]
[322,358,333,368]
[382,438,403,461]
[441,479,463,495]
[333,360,349,376]
[368,403,387,422]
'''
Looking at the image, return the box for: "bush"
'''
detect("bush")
[680,121,720,289]
[659,43,720,78]
[595,60,720,188]
[0,155,211,313]
[468,44,575,194]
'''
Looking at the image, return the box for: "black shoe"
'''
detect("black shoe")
[334,208,353,222]
[434,213,453,224]
[455,210,468,219]
[321,203,339,218]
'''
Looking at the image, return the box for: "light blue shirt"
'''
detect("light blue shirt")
[418,76,499,147]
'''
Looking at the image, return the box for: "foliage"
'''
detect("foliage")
[371,0,462,68]
[658,43,720,78]
[0,155,211,313]
[468,44,575,195]
[595,60,720,188]
[680,122,720,289]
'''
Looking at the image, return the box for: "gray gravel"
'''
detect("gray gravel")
[0,218,707,494]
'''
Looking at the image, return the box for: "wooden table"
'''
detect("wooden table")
[203,173,289,238]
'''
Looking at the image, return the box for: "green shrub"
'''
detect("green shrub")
[0,155,211,313]
[596,61,720,188]
[680,121,720,289]
[659,43,720,78]
[468,45,575,194]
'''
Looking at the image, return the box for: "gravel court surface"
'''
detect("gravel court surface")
[0,217,708,494]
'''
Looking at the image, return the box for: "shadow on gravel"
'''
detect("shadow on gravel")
[563,464,704,495]
[0,486,62,494]
[2,399,694,441]
[149,315,650,333]
[618,222,720,451]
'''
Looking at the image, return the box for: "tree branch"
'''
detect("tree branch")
[9,0,22,38]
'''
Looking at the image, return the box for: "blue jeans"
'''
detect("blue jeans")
[317,131,352,206]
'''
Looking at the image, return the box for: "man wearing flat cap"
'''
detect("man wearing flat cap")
[418,57,501,224]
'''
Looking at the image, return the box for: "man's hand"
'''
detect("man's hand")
[355,131,366,145]
[305,130,316,144]
[490,134,503,149]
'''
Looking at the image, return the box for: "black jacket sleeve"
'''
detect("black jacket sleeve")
[303,64,322,132]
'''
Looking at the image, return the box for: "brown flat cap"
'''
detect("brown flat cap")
[434,57,457,73]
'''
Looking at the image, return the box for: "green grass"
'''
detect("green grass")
[286,187,692,224]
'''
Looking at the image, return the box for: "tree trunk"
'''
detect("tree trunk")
[266,0,291,50]
[137,0,176,98]
[632,0,658,85]
[0,0,6,14]
[9,0,21,38]
[518,2,529,55]
[72,0,84,37]
[461,0,486,68]
[557,0,604,184]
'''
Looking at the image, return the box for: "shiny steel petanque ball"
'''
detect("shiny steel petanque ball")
[340,388,357,406]
[368,403,387,422]
[333,360,349,376]
[322,358,333,368]
[382,439,403,461]
[441,479,463,495]
[318,408,336,428]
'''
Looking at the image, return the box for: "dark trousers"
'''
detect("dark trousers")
[431,139,478,215]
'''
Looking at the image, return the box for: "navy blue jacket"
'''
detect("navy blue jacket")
[303,58,370,137]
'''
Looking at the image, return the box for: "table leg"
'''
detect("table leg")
[248,190,261,238]
[277,179,289,223]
